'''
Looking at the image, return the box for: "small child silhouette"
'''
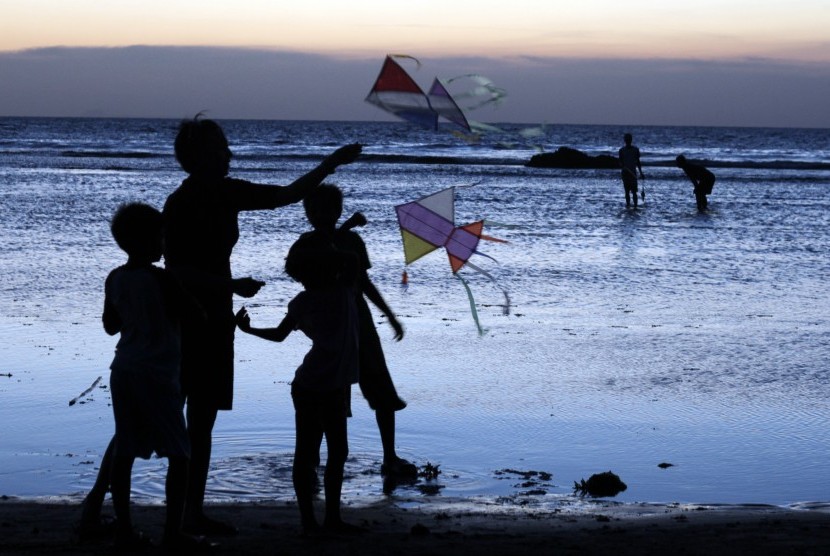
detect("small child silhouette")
[86,203,206,549]
[288,184,416,478]
[236,240,362,535]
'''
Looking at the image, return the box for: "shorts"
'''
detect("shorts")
[357,313,406,412]
[110,368,190,460]
[180,314,236,410]
[621,171,638,192]
[702,177,715,195]
[291,384,350,422]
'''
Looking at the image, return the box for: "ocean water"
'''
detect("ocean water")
[1,117,829,511]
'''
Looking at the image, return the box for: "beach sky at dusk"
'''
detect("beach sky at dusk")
[1,1,829,126]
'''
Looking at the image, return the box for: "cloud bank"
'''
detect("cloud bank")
[1,46,828,128]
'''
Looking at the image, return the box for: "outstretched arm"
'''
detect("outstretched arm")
[362,277,404,341]
[235,307,295,342]
[266,143,363,208]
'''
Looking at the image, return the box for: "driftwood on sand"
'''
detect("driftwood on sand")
[68,376,102,407]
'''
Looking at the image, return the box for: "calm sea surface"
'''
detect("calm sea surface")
[1,118,828,510]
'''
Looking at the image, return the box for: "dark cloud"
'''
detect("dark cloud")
[1,46,828,127]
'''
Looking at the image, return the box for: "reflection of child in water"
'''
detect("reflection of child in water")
[289,184,417,478]
[235,242,362,535]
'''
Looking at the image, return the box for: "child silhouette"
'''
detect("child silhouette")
[288,185,415,478]
[88,203,207,549]
[235,240,361,534]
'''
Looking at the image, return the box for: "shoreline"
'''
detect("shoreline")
[2,497,829,555]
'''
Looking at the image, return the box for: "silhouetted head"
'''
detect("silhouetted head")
[624,133,633,145]
[676,154,687,167]
[110,202,164,262]
[174,115,232,177]
[284,235,341,290]
[303,184,343,231]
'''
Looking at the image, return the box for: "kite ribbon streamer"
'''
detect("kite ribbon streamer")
[395,185,509,333]
[465,260,511,316]
[389,53,422,68]
[456,273,486,336]
[457,257,512,336]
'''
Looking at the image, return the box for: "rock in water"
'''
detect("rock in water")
[573,471,628,497]
[526,147,619,169]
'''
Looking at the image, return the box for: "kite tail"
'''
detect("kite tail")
[390,53,422,68]
[465,260,511,316]
[472,250,500,265]
[456,273,486,336]
[480,233,508,244]
[474,234,508,263]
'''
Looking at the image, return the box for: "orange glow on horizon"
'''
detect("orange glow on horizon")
[1,1,828,63]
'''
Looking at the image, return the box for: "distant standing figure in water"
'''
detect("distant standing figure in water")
[163,115,361,536]
[676,155,715,212]
[618,133,644,208]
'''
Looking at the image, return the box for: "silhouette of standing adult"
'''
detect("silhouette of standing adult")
[618,133,644,208]
[163,116,361,535]
[676,154,715,212]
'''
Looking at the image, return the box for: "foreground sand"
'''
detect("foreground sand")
[1,497,829,555]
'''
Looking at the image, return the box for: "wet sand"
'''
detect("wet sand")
[1,497,829,555]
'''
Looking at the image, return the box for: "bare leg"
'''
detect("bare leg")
[184,403,237,534]
[110,450,135,541]
[696,191,708,211]
[80,436,115,526]
[323,409,363,533]
[376,410,397,464]
[185,402,215,519]
[293,407,323,533]
[322,414,347,528]
[164,456,188,541]
[378,410,417,477]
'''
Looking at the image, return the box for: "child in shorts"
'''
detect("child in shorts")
[284,184,416,479]
[99,202,203,549]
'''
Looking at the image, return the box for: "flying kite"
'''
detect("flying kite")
[365,55,440,130]
[363,55,551,150]
[442,74,507,111]
[365,55,479,133]
[395,186,509,334]
[427,78,471,132]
